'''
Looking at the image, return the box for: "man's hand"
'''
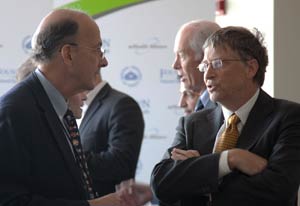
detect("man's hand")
[88,192,121,206]
[171,148,200,160]
[116,179,153,206]
[228,148,267,175]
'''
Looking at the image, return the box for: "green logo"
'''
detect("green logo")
[59,0,152,18]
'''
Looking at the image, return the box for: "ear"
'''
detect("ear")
[60,44,73,66]
[246,58,259,79]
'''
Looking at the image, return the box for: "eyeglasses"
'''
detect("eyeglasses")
[68,42,106,60]
[198,59,243,72]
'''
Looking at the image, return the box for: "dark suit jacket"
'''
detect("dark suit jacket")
[151,90,300,206]
[80,83,144,197]
[0,73,89,206]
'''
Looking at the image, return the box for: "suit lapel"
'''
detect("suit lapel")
[28,73,86,195]
[237,90,274,149]
[191,106,224,154]
[80,83,111,131]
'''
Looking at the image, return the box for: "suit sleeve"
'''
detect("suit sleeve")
[87,96,144,182]
[0,106,89,206]
[214,105,300,203]
[151,116,220,204]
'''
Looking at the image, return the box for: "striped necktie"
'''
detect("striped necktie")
[215,113,240,153]
[63,109,98,199]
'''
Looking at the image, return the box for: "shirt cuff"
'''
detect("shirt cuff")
[218,150,231,178]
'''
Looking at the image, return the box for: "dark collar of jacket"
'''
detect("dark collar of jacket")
[80,83,112,130]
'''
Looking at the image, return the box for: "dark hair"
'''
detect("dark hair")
[203,26,268,86]
[31,19,79,64]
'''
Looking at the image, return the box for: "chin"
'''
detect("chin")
[209,93,218,103]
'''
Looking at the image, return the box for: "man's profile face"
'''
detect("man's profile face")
[178,82,199,115]
[172,28,203,92]
[71,18,108,91]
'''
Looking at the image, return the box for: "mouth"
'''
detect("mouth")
[177,72,185,82]
[206,84,216,93]
[179,76,186,82]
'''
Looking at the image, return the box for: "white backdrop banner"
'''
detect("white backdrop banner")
[92,0,215,183]
[0,0,52,94]
[1,0,214,184]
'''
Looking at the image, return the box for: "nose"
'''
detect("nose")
[204,63,215,81]
[99,56,108,68]
[172,55,181,70]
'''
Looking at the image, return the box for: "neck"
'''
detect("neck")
[223,86,259,111]
[39,65,77,99]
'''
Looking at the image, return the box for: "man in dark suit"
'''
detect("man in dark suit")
[79,73,144,197]
[151,26,300,206]
[157,20,220,206]
[0,8,150,206]
[166,20,220,180]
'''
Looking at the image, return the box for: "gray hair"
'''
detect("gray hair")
[183,20,220,61]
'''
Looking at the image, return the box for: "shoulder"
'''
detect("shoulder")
[107,86,140,107]
[0,80,34,108]
[180,105,223,130]
[273,98,300,116]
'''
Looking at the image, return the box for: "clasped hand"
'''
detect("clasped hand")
[88,179,152,206]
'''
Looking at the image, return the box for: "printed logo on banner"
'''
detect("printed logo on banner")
[128,37,168,55]
[167,104,184,116]
[138,99,150,114]
[160,68,179,83]
[22,35,32,54]
[121,66,142,87]
[144,128,167,140]
[0,67,17,84]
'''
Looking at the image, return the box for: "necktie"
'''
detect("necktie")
[195,99,204,111]
[214,113,240,153]
[63,109,97,199]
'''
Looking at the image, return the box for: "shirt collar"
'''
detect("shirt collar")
[35,69,68,121]
[85,81,107,106]
[200,90,210,107]
[222,89,260,126]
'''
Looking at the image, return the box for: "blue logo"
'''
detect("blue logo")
[22,35,32,54]
[160,68,179,83]
[0,67,17,84]
[121,66,142,87]
[167,104,184,116]
[138,99,151,114]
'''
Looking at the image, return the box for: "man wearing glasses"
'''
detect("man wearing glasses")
[0,9,150,206]
[151,26,300,206]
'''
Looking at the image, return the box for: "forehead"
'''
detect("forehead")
[204,44,237,58]
[174,28,192,52]
[77,16,101,44]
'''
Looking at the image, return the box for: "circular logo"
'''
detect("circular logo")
[22,35,32,54]
[121,66,142,87]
